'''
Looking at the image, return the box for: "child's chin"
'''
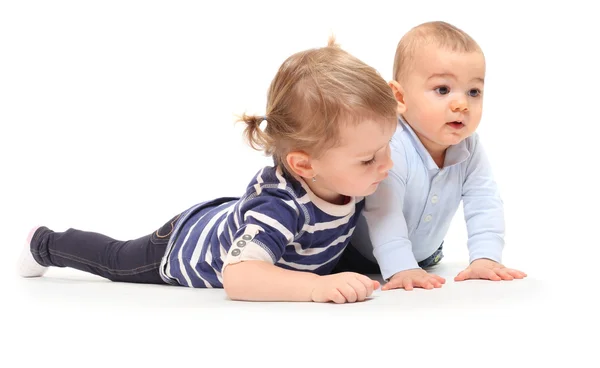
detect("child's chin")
[442,135,466,146]
[361,185,379,197]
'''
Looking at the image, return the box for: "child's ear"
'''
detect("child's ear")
[285,151,315,179]
[389,80,407,114]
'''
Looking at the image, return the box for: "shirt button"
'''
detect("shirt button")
[424,214,433,222]
[236,240,247,247]
[231,249,241,256]
[431,195,438,204]
[242,234,252,241]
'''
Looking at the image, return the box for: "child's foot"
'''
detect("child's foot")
[18,226,48,277]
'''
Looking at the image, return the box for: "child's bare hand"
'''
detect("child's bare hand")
[454,259,527,281]
[311,272,380,303]
[382,268,446,291]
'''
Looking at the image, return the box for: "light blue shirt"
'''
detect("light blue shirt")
[351,117,505,280]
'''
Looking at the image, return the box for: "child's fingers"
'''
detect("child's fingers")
[381,280,395,291]
[484,268,502,281]
[402,278,414,291]
[433,274,446,284]
[454,269,471,281]
[338,283,358,303]
[328,289,346,304]
[429,277,443,288]
[382,277,403,291]
[381,275,404,291]
[506,269,527,279]
[496,269,514,281]
[420,279,434,289]
[348,277,368,301]
[356,274,376,295]
[372,280,381,290]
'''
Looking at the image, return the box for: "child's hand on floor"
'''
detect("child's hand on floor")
[454,259,527,282]
[311,272,380,304]
[382,268,446,291]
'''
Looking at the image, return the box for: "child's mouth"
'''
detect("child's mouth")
[446,121,464,129]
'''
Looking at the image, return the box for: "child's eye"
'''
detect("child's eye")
[468,88,481,97]
[435,86,450,95]
[362,157,376,166]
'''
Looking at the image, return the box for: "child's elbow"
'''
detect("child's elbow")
[222,264,245,300]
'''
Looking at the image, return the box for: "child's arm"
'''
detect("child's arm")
[220,193,379,303]
[458,134,527,281]
[223,260,379,302]
[363,172,418,279]
[363,173,445,290]
[461,134,505,263]
[362,145,445,290]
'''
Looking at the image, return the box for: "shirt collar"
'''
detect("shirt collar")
[281,166,357,217]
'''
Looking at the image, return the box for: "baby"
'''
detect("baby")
[340,21,527,290]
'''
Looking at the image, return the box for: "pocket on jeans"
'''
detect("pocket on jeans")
[150,213,181,245]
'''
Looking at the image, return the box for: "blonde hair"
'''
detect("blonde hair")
[240,36,398,173]
[392,21,482,82]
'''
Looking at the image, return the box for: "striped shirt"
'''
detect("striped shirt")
[159,166,365,288]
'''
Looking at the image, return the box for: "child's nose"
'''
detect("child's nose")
[450,98,469,112]
[379,149,393,173]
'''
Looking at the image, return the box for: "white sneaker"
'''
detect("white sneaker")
[18,226,48,277]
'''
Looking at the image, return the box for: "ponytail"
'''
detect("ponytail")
[239,113,273,153]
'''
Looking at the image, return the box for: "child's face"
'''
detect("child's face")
[399,45,485,155]
[309,117,396,203]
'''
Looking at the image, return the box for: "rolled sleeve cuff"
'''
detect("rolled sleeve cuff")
[468,241,504,265]
[222,224,276,271]
[373,242,418,281]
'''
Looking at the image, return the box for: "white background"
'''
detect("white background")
[1,1,598,367]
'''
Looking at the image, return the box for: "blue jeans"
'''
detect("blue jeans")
[30,213,182,284]
[331,242,444,275]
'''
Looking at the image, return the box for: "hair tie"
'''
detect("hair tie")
[258,116,268,131]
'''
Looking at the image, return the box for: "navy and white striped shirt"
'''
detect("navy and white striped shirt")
[159,166,365,288]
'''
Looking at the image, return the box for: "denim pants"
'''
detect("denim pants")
[30,214,181,284]
[332,242,444,275]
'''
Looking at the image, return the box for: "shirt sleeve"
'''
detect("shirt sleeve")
[363,141,419,280]
[462,134,505,264]
[222,188,301,270]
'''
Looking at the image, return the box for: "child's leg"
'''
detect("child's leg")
[417,242,444,269]
[21,214,180,284]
